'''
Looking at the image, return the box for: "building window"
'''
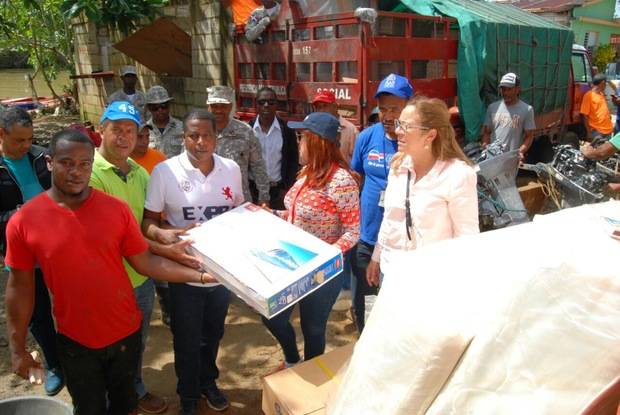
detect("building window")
[584,31,598,54]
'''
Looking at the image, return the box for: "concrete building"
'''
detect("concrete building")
[515,0,620,54]
[71,0,234,124]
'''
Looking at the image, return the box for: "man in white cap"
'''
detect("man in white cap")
[107,65,146,116]
[145,85,184,158]
[206,85,270,205]
[481,72,535,160]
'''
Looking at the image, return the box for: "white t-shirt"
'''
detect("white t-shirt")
[145,152,244,287]
[253,116,283,182]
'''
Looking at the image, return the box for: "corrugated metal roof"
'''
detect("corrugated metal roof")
[512,0,582,13]
[415,0,571,28]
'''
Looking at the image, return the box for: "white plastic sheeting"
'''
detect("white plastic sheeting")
[328,201,620,415]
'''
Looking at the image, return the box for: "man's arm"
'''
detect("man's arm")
[519,130,535,159]
[142,209,200,269]
[6,267,43,380]
[582,142,617,160]
[126,249,216,284]
[481,125,491,147]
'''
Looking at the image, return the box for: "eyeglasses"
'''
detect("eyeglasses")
[295,131,305,142]
[257,99,277,106]
[148,104,169,111]
[395,119,429,133]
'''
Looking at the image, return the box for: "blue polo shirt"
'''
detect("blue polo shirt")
[350,122,398,245]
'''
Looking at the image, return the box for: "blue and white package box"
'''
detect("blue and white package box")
[182,203,344,318]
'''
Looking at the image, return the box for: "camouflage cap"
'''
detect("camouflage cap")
[206,85,235,105]
[146,85,174,104]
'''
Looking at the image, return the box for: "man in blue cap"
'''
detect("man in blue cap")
[90,101,172,414]
[350,73,413,332]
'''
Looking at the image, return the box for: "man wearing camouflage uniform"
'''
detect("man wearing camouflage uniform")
[107,65,147,117]
[206,86,270,204]
[145,86,184,158]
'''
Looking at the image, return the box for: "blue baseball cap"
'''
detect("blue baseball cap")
[288,112,340,143]
[100,101,141,126]
[374,73,414,99]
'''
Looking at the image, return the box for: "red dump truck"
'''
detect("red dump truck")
[234,0,593,158]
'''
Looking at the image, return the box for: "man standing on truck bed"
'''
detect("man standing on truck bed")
[481,72,535,160]
[580,73,614,142]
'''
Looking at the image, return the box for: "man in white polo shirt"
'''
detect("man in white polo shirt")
[142,109,243,415]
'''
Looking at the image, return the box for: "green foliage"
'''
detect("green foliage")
[593,43,616,71]
[61,0,169,35]
[0,0,74,98]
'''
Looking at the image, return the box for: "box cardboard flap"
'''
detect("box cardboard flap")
[262,344,354,415]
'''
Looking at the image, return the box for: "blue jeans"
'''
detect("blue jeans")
[30,268,60,371]
[133,278,155,399]
[350,241,379,333]
[262,273,343,363]
[341,250,352,290]
[169,283,230,406]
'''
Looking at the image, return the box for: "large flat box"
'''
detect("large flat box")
[262,344,354,415]
[183,203,343,318]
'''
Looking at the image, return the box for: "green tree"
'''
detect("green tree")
[61,0,168,35]
[0,0,74,101]
[593,43,616,72]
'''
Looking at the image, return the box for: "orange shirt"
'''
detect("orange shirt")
[580,90,613,134]
[131,148,166,174]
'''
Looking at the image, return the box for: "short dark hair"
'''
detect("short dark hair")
[49,129,94,156]
[183,109,216,131]
[593,73,607,85]
[0,107,33,133]
[256,86,277,98]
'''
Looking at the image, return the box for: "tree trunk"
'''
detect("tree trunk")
[31,23,63,103]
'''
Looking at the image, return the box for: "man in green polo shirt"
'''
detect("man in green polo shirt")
[90,101,168,414]
[582,133,620,192]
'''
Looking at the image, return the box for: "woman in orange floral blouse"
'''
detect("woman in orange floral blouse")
[264,112,360,368]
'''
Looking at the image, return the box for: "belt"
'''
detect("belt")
[269,180,283,188]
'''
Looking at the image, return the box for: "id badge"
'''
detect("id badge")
[378,190,386,207]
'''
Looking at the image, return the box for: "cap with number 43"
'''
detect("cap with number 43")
[100,101,142,126]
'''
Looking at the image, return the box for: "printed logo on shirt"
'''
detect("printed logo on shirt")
[180,180,193,193]
[493,113,521,129]
[182,205,232,221]
[367,150,385,161]
[222,186,233,201]
[367,150,393,168]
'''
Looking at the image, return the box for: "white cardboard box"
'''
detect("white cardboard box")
[182,203,343,318]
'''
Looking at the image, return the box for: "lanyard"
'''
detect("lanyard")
[405,170,413,241]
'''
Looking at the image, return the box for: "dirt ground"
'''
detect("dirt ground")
[0,265,358,413]
[1,112,358,413]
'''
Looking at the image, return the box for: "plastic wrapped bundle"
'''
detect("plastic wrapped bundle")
[327,201,620,415]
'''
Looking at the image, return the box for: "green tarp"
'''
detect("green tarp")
[387,0,574,142]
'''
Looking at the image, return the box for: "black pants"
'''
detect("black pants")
[56,330,141,415]
[169,283,230,406]
[351,240,379,333]
[249,180,286,209]
[30,268,60,370]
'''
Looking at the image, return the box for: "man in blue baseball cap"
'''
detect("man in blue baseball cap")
[349,73,414,333]
[91,101,170,414]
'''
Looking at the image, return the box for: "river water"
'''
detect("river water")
[0,69,70,100]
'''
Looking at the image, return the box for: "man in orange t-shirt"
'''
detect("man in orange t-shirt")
[581,73,614,141]
[130,123,166,174]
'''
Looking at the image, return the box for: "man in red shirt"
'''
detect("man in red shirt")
[5,129,215,415]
